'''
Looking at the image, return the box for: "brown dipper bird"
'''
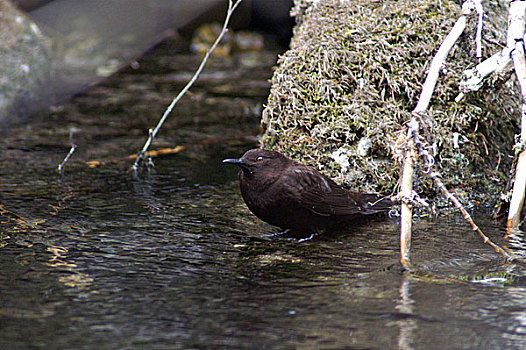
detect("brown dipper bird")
[223,148,392,235]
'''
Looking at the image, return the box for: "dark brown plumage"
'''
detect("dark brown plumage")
[223,148,392,234]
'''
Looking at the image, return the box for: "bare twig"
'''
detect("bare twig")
[453,1,525,231]
[131,0,243,173]
[399,1,476,268]
[429,170,515,260]
[399,0,516,266]
[57,129,77,174]
[507,1,526,231]
[399,123,417,270]
[457,47,512,99]
[508,151,526,231]
[414,2,473,113]
[405,120,518,261]
[474,0,484,58]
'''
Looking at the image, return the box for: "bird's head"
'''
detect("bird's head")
[222,148,289,181]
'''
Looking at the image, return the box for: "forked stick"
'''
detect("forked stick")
[131,0,243,173]
[399,1,477,269]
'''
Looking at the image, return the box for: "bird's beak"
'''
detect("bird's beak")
[222,158,244,166]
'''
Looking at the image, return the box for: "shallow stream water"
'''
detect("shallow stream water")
[2,39,526,349]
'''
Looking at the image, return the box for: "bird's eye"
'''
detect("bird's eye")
[256,156,264,162]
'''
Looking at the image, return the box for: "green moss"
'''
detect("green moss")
[260,0,517,208]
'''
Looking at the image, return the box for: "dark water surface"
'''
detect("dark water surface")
[2,41,526,350]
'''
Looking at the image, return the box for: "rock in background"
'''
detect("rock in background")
[0,0,53,124]
[0,0,224,125]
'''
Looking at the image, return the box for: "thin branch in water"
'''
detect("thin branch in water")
[57,129,77,174]
[507,1,526,231]
[428,170,515,261]
[399,122,418,270]
[131,0,243,173]
[407,120,516,261]
[508,150,526,231]
[399,1,476,268]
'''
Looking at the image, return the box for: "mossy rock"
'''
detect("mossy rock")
[260,0,518,209]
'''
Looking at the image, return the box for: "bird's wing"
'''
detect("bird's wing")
[282,166,366,217]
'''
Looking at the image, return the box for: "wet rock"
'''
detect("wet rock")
[0,0,53,124]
